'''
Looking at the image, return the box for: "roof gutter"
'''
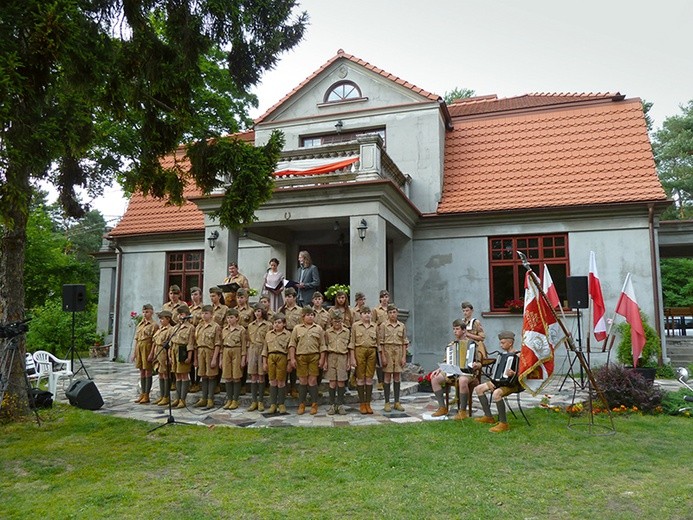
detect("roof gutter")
[111,240,123,361]
[648,203,663,364]
[438,99,454,131]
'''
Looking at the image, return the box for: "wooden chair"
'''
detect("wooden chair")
[482,351,530,426]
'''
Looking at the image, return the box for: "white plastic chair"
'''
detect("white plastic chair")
[33,351,73,398]
[25,352,48,388]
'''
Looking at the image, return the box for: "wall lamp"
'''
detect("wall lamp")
[207,230,219,250]
[357,219,368,241]
[335,120,343,134]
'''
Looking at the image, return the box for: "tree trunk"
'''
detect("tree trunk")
[0,168,31,419]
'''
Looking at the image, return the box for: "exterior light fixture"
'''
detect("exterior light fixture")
[335,120,343,133]
[357,219,368,241]
[207,230,219,250]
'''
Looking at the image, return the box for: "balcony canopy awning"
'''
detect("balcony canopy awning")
[274,156,358,178]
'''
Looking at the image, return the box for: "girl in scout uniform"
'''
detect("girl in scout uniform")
[193,305,221,409]
[378,304,409,412]
[350,306,378,414]
[320,311,354,415]
[148,310,174,406]
[246,305,271,411]
[169,305,195,409]
[328,290,353,329]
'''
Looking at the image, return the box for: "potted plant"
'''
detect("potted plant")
[504,298,524,313]
[616,312,661,382]
[324,284,350,303]
[417,371,434,392]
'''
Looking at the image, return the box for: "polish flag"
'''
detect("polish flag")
[542,264,561,309]
[615,273,646,366]
[589,251,607,341]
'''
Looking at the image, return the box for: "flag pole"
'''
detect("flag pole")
[600,274,630,353]
[517,252,615,433]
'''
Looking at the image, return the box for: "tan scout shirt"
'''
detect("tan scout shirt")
[312,307,330,330]
[262,329,291,357]
[280,304,302,331]
[195,321,222,350]
[212,303,228,326]
[351,305,367,324]
[289,323,325,355]
[170,322,195,363]
[372,305,389,326]
[236,304,254,328]
[350,321,378,349]
[248,319,271,348]
[329,307,353,329]
[378,320,409,347]
[135,319,158,346]
[222,324,247,356]
[324,327,352,355]
[189,303,203,327]
[162,301,182,324]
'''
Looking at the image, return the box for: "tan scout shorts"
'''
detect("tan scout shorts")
[296,353,320,378]
[324,352,348,382]
[354,347,377,380]
[221,346,243,381]
[197,348,218,378]
[267,352,288,382]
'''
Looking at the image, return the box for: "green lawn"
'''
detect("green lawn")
[1,405,691,519]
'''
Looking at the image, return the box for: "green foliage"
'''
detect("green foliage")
[652,99,693,219]
[324,284,350,301]
[1,406,691,517]
[444,87,476,104]
[592,364,664,413]
[26,299,99,357]
[656,363,676,379]
[616,312,661,368]
[660,388,693,416]
[660,257,693,306]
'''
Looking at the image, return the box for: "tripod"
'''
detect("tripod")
[67,310,90,379]
[559,309,587,391]
[0,325,41,426]
[148,323,193,433]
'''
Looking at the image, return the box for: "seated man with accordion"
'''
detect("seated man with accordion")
[473,330,520,432]
[429,319,485,419]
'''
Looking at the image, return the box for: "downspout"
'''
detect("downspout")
[647,203,663,364]
[111,240,123,361]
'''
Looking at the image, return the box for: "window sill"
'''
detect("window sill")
[482,310,580,318]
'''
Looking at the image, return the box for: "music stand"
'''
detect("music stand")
[148,321,194,433]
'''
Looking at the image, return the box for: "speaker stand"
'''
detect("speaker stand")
[558,309,587,391]
[67,310,90,380]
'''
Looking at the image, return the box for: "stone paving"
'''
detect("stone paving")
[48,358,623,429]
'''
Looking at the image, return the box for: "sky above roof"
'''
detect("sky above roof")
[84,0,693,219]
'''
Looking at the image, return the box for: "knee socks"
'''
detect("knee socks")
[434,389,445,408]
[496,398,507,423]
[328,386,336,404]
[298,384,307,404]
[309,385,318,404]
[225,382,233,401]
[337,386,345,405]
[383,382,391,402]
[459,393,468,412]
[478,393,492,417]
[394,381,401,402]
[269,385,278,405]
[180,380,189,401]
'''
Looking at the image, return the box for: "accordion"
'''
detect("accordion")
[491,352,519,387]
[444,341,476,374]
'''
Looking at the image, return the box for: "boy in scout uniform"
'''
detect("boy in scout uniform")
[148,310,174,406]
[193,304,222,409]
[351,292,367,324]
[311,291,330,330]
[371,290,390,325]
[258,295,275,321]
[321,311,354,415]
[262,314,291,414]
[221,308,247,410]
[473,330,519,432]
[132,303,158,404]
[289,307,325,415]
[378,304,409,412]
[279,287,302,397]
[350,306,378,414]
[246,305,271,411]
[235,289,254,328]
[169,305,195,408]
[162,285,183,324]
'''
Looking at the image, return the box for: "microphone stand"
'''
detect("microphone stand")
[148,319,194,433]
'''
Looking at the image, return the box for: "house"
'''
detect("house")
[97,50,669,370]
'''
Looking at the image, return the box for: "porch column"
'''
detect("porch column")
[203,215,240,287]
[350,215,386,306]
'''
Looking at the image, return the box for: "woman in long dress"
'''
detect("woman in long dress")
[262,258,284,311]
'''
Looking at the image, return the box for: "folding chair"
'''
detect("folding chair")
[33,351,73,398]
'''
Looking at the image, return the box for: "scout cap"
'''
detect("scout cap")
[177,305,190,315]
[460,301,473,310]
[360,306,371,314]
[236,288,247,297]
[379,290,390,298]
[142,303,154,311]
[225,308,239,317]
[331,310,343,321]
[312,291,324,299]
[190,286,201,294]
[354,292,365,301]
[209,287,223,295]
[168,285,181,294]
[157,310,173,319]
[498,330,515,340]
[301,306,315,316]
[386,304,397,312]
[201,304,213,313]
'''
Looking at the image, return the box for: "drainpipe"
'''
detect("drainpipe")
[647,203,663,364]
[111,240,123,361]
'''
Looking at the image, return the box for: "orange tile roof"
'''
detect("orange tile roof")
[109,132,254,237]
[254,49,441,124]
[438,96,667,214]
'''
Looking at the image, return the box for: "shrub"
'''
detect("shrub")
[592,364,664,413]
[616,311,661,368]
[660,389,693,417]
[656,363,676,379]
[26,298,100,357]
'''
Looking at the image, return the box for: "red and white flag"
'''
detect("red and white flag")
[542,264,561,309]
[519,272,566,395]
[615,273,646,366]
[589,251,607,341]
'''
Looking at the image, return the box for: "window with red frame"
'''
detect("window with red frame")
[166,251,204,303]
[489,234,569,311]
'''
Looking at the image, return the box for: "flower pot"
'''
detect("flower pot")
[633,367,656,384]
